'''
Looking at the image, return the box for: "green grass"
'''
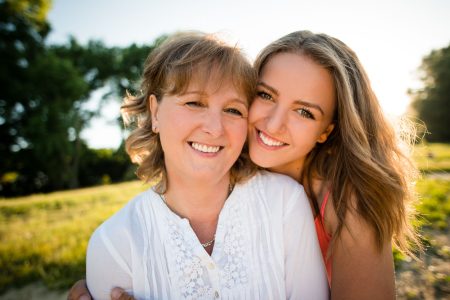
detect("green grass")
[415,178,450,231]
[414,143,450,173]
[0,181,148,293]
[0,143,449,294]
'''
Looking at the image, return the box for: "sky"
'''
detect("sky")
[47,0,450,149]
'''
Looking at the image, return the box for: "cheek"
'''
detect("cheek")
[248,101,266,125]
[289,119,320,146]
[227,120,248,146]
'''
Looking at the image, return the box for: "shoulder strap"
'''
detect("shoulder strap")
[320,190,331,218]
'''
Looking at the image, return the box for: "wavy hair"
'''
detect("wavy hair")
[121,31,258,193]
[254,30,420,256]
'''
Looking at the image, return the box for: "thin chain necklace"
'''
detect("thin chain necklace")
[200,237,215,248]
[158,183,234,248]
[158,193,216,248]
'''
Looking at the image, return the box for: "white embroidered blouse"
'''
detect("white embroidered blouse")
[86,172,328,299]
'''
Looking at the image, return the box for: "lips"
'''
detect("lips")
[257,130,287,147]
[189,142,223,153]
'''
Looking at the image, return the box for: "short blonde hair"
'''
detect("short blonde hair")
[122,31,258,192]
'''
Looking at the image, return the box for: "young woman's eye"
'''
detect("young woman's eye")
[225,108,244,116]
[297,108,315,120]
[257,91,273,101]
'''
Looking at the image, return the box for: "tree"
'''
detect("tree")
[0,0,163,196]
[0,0,55,195]
[48,40,156,190]
[0,0,50,160]
[410,43,450,142]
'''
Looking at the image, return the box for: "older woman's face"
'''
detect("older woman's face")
[248,52,336,179]
[150,76,249,185]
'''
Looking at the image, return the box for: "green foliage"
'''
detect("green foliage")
[0,181,149,293]
[0,0,51,181]
[78,144,134,186]
[415,179,450,231]
[5,0,51,30]
[0,0,89,195]
[410,43,450,142]
[0,1,163,196]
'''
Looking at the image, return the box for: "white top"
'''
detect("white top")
[86,171,328,300]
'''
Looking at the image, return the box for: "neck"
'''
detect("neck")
[163,174,231,222]
[163,173,231,255]
[269,159,304,182]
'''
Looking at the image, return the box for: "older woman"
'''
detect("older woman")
[84,32,328,299]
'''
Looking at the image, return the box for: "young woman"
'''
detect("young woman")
[84,31,328,299]
[249,31,419,299]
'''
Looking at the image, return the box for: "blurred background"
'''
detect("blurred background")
[0,0,449,299]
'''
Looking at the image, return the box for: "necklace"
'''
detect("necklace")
[158,183,234,248]
[158,193,215,248]
[201,237,215,248]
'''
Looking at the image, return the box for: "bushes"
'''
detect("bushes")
[78,145,134,187]
[0,143,136,197]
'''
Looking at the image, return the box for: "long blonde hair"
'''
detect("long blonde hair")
[122,32,258,193]
[254,30,420,256]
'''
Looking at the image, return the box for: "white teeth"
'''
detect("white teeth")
[191,142,220,153]
[259,131,285,147]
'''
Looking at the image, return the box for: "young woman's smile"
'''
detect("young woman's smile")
[255,129,288,149]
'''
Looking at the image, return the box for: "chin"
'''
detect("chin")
[190,167,228,180]
[249,153,275,169]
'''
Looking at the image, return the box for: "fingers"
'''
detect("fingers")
[110,287,135,300]
[67,279,92,300]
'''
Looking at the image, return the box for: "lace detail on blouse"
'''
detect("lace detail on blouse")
[168,219,214,299]
[220,201,248,289]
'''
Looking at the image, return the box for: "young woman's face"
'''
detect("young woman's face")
[150,75,249,184]
[248,52,336,180]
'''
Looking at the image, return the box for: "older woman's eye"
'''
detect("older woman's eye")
[224,108,244,116]
[297,108,315,120]
[257,91,273,101]
[185,101,204,108]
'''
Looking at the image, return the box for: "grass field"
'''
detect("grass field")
[0,143,449,299]
[414,143,450,173]
[0,181,148,293]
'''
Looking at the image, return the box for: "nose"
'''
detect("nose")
[265,104,287,134]
[202,109,224,137]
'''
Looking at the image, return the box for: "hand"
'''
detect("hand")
[110,287,135,300]
[67,279,91,300]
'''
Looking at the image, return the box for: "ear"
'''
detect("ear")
[149,94,160,133]
[317,123,335,143]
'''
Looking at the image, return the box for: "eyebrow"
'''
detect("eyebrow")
[257,81,324,115]
[182,90,248,107]
[293,100,324,115]
[181,90,207,96]
[230,98,249,107]
[257,81,279,97]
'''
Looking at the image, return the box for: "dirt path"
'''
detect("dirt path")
[396,231,450,299]
[425,172,450,180]
[0,283,67,300]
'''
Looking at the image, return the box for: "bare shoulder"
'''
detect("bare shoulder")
[330,194,395,300]
[312,179,337,233]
